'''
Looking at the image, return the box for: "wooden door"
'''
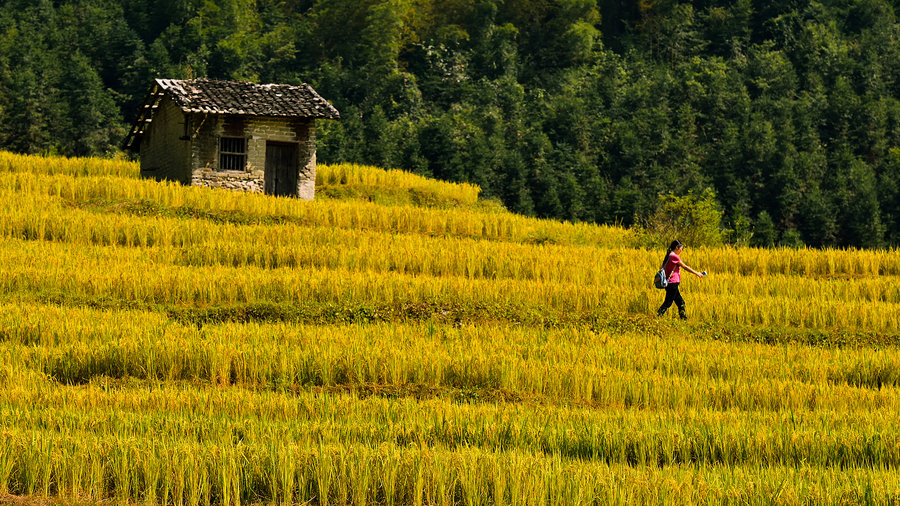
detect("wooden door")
[264,142,299,196]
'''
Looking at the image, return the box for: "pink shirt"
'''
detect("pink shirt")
[665,253,682,284]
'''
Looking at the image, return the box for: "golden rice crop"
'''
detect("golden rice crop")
[0,150,139,178]
[2,301,898,411]
[2,151,900,505]
[3,234,900,333]
[2,426,897,505]
[316,163,482,205]
[3,371,897,472]
[0,186,625,284]
[0,170,635,247]
[1,190,898,309]
[1,370,900,504]
[1,174,899,334]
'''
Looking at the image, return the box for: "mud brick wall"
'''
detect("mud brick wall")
[138,97,192,184]
[189,115,317,199]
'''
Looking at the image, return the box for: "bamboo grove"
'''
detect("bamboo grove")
[1,152,899,504]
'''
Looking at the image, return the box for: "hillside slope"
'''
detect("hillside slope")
[1,152,899,504]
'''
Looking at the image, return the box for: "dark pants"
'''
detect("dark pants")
[658,283,686,319]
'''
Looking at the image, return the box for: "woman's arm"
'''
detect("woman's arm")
[674,259,705,278]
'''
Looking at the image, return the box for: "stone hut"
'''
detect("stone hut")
[123,78,340,199]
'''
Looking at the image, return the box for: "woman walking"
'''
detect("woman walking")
[657,240,705,319]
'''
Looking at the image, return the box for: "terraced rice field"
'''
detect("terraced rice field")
[0,151,898,504]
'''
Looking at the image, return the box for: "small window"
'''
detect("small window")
[219,137,247,171]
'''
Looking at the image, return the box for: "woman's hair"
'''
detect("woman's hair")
[667,240,683,253]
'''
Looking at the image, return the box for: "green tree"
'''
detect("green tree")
[880,148,900,245]
[751,210,776,248]
[840,157,885,248]
[55,50,124,156]
[637,188,726,247]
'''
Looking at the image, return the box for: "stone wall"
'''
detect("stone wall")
[190,168,264,192]
[139,97,192,184]
[189,114,317,199]
[296,124,316,201]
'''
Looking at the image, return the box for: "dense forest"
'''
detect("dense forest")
[1,0,899,247]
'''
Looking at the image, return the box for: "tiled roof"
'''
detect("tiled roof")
[155,78,341,119]
[123,78,340,150]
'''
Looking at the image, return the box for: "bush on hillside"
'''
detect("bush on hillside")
[636,189,726,248]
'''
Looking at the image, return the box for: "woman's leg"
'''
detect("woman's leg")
[657,283,679,316]
[672,284,686,319]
